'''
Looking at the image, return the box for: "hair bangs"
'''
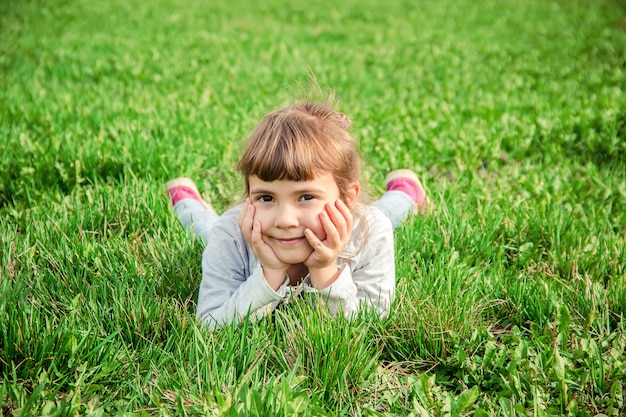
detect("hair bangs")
[237,100,361,198]
[249,131,330,182]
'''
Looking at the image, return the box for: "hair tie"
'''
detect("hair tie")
[336,113,351,129]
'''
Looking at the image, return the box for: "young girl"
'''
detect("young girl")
[166,100,429,329]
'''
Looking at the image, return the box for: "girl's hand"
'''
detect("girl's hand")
[304,199,353,288]
[238,199,289,289]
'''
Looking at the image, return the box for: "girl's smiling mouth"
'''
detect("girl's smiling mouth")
[273,236,306,246]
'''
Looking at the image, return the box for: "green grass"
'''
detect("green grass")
[1,0,625,415]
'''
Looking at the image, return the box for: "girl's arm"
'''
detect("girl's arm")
[196,207,287,329]
[304,206,396,318]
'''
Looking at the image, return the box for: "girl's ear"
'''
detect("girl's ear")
[344,181,360,209]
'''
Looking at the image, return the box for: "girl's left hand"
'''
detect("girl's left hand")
[304,199,353,288]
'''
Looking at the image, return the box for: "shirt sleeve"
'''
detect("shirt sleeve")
[304,207,396,319]
[195,209,288,329]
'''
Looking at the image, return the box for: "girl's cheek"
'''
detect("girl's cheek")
[309,213,327,239]
[252,210,269,230]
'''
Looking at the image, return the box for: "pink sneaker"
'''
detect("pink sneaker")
[385,169,431,214]
[165,178,212,210]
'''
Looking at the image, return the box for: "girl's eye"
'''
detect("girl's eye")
[299,194,315,202]
[257,195,274,203]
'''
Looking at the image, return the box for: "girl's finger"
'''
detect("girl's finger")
[251,220,263,244]
[328,200,352,239]
[337,199,353,225]
[238,199,256,240]
[304,227,324,249]
[320,209,341,246]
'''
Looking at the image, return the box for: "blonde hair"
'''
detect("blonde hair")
[237,101,361,203]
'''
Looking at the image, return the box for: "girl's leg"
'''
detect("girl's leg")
[370,169,430,229]
[166,178,218,244]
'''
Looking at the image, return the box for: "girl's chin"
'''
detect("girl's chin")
[276,250,313,266]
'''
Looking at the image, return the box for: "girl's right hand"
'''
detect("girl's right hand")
[238,199,289,289]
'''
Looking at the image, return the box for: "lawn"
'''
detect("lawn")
[1,0,625,415]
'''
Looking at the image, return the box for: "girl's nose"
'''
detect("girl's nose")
[275,204,299,228]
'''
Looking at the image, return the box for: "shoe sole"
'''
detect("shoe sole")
[385,169,433,214]
[165,177,211,210]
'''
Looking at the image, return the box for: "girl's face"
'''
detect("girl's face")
[248,173,357,265]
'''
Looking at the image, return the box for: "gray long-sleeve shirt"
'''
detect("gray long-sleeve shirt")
[196,203,395,328]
